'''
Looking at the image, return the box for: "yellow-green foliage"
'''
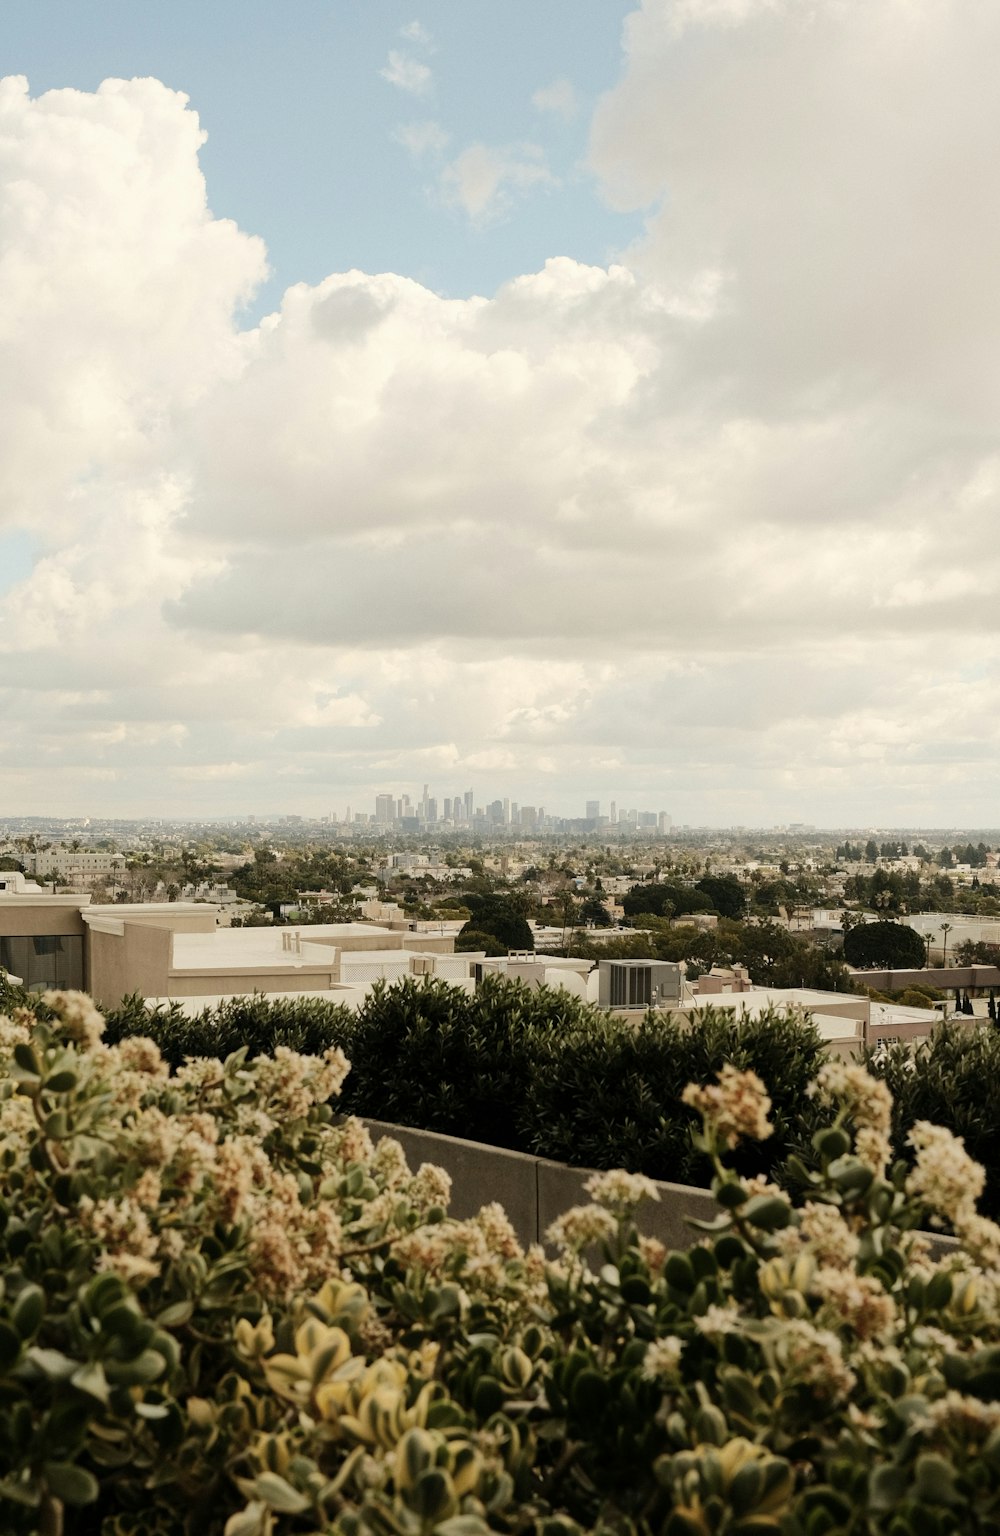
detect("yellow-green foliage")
[2,993,1000,1534]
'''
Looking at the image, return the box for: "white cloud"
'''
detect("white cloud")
[532,78,578,121]
[379,51,432,96]
[393,119,449,159]
[440,142,554,222]
[400,20,433,46]
[5,32,1000,823]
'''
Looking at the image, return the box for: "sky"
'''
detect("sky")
[1,0,999,827]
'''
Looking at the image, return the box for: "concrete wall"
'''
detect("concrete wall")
[362,1117,716,1251]
[168,964,339,999]
[89,922,172,1008]
[362,1116,957,1258]
[0,898,89,939]
[849,965,1000,992]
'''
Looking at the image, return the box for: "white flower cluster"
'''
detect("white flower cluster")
[41,989,105,1049]
[641,1335,684,1382]
[809,1061,893,1175]
[777,1201,860,1269]
[905,1121,986,1225]
[681,1064,774,1148]
[545,1203,618,1253]
[584,1168,660,1209]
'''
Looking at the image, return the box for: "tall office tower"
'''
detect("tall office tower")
[538,807,544,827]
[443,797,452,821]
[520,806,537,830]
[627,808,638,824]
[464,789,474,822]
[503,797,510,825]
[610,801,617,824]
[586,800,600,820]
[345,805,352,825]
[426,798,438,823]
[454,790,465,822]
[658,811,673,833]
[421,783,429,819]
[488,799,504,824]
[375,794,395,825]
[511,801,518,824]
[396,798,404,820]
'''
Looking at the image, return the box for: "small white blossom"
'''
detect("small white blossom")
[642,1336,684,1381]
[584,1168,660,1209]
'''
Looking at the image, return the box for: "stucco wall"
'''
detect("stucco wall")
[89,922,172,1009]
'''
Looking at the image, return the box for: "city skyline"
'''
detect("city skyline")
[2,3,1000,825]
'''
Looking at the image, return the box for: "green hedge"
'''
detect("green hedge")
[102,976,826,1189]
[99,976,1000,1215]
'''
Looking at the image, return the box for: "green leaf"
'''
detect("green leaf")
[472,1375,504,1419]
[69,1361,110,1404]
[869,1464,908,1512]
[743,1196,792,1232]
[155,1300,194,1328]
[44,1069,78,1094]
[914,1453,959,1507]
[104,1349,167,1386]
[25,1346,77,1381]
[665,1252,695,1292]
[224,1505,270,1536]
[926,1270,953,1312]
[410,1468,455,1522]
[571,1368,608,1416]
[12,1284,45,1340]
[0,1319,22,1370]
[42,1462,99,1506]
[252,1472,310,1514]
[812,1127,850,1161]
[13,1043,41,1078]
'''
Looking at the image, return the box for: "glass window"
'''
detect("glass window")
[0,935,84,992]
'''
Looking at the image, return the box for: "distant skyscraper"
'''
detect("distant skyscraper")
[503,797,510,825]
[426,798,438,823]
[586,800,600,820]
[658,812,673,833]
[443,797,452,821]
[610,801,617,824]
[375,794,395,825]
[464,789,474,821]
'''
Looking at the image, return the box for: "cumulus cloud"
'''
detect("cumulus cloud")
[400,20,433,46]
[440,142,554,222]
[532,78,578,121]
[392,119,449,159]
[379,50,432,96]
[4,15,1000,823]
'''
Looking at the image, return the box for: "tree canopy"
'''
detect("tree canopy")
[842,920,926,970]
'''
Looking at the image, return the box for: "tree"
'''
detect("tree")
[580,895,612,927]
[842,921,926,970]
[695,875,745,919]
[458,894,533,952]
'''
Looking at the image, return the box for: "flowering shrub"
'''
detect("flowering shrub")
[2,991,1000,1532]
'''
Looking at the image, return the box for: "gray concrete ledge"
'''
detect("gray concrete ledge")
[361,1116,716,1249]
[361,1116,958,1258]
